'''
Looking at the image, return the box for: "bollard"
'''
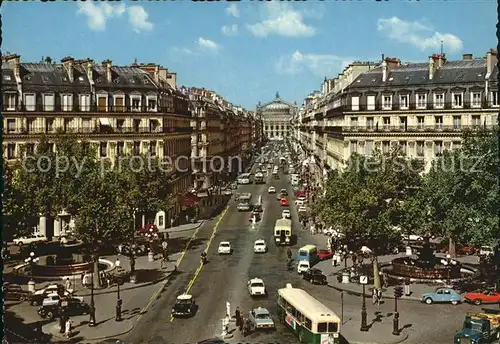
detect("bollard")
[28,279,36,293]
[148,251,154,262]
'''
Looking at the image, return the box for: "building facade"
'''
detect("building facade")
[257,92,297,140]
[296,50,499,187]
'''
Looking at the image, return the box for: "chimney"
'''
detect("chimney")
[3,54,21,80]
[81,59,94,82]
[486,49,498,77]
[462,53,473,61]
[429,56,436,80]
[381,57,400,82]
[103,59,112,83]
[61,57,75,82]
[154,65,160,83]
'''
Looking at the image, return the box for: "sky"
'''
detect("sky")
[2,1,497,109]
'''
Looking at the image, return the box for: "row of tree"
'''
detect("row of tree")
[314,128,499,257]
[2,136,177,282]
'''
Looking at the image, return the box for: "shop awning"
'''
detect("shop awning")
[99,118,111,126]
[179,193,199,207]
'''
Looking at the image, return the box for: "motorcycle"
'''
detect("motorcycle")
[286,259,294,271]
[201,254,208,265]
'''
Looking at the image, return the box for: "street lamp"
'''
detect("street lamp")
[115,279,124,322]
[88,253,97,327]
[441,254,457,286]
[360,275,369,332]
[24,251,40,273]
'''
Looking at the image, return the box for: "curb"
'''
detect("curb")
[328,283,421,302]
[162,220,206,234]
[346,332,409,344]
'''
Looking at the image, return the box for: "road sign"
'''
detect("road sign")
[360,275,368,285]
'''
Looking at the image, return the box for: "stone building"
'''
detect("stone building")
[257,92,297,140]
[1,54,192,237]
[297,50,499,186]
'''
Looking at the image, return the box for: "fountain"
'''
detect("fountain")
[381,239,478,283]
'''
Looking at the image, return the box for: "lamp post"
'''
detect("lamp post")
[88,254,96,327]
[360,275,369,332]
[441,254,457,286]
[341,290,344,325]
[24,251,40,274]
[115,279,124,322]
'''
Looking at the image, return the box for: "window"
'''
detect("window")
[117,119,125,131]
[4,75,11,81]
[82,119,91,133]
[97,95,107,112]
[43,94,55,111]
[26,143,35,155]
[133,119,141,132]
[382,95,392,110]
[304,317,312,330]
[350,141,358,154]
[350,117,358,129]
[99,142,107,158]
[417,94,426,109]
[453,116,461,130]
[61,94,73,111]
[328,322,339,332]
[417,116,425,130]
[399,95,409,109]
[435,116,443,130]
[365,141,373,155]
[27,119,35,133]
[367,95,375,110]
[382,141,390,154]
[147,98,157,112]
[471,92,481,107]
[453,141,462,151]
[149,141,157,156]
[7,119,16,133]
[131,97,141,111]
[45,118,54,132]
[48,143,55,153]
[453,93,463,108]
[79,94,90,112]
[399,117,407,131]
[24,94,36,111]
[5,93,16,110]
[416,141,424,157]
[351,96,359,111]
[492,91,499,106]
[133,141,141,155]
[63,118,72,132]
[117,142,125,156]
[317,323,328,333]
[434,94,444,108]
[471,115,481,127]
[399,141,407,156]
[366,117,374,130]
[383,117,390,130]
[7,144,16,159]
[434,141,443,156]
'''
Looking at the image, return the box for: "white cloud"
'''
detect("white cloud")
[226,4,239,18]
[77,2,153,33]
[128,6,154,33]
[221,24,238,36]
[172,47,196,56]
[276,50,354,77]
[247,3,315,38]
[198,37,220,51]
[377,17,463,52]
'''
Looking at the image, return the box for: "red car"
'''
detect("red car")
[249,212,261,222]
[464,291,500,305]
[137,224,158,235]
[280,197,289,206]
[295,190,306,197]
[457,245,476,256]
[317,249,334,260]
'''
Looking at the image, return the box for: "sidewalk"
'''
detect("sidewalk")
[160,220,205,234]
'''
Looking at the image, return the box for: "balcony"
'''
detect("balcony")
[352,100,498,112]
[342,124,492,133]
[2,126,186,136]
[2,104,177,114]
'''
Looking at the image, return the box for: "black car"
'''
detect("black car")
[302,268,327,285]
[171,294,196,318]
[3,284,31,302]
[38,297,90,320]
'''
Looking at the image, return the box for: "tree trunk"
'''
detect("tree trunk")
[448,237,456,258]
[372,256,381,290]
[93,257,101,288]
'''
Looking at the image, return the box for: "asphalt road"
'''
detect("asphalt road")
[126,167,484,344]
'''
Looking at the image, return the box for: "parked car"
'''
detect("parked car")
[457,245,477,256]
[479,246,495,257]
[13,233,48,246]
[302,268,327,285]
[421,287,461,305]
[38,294,89,320]
[3,283,30,302]
[280,198,289,207]
[253,239,268,253]
[248,307,275,330]
[218,241,231,254]
[30,284,73,306]
[137,224,158,236]
[317,249,334,261]
[171,294,196,318]
[248,278,266,296]
[464,290,500,305]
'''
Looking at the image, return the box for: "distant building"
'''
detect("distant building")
[257,92,297,141]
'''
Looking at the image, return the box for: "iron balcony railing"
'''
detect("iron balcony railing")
[336,100,499,112]
[342,124,491,133]
[2,104,194,115]
[3,126,194,135]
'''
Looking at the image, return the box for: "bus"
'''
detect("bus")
[237,193,252,211]
[237,173,252,185]
[277,284,341,344]
[274,218,292,245]
[296,245,320,266]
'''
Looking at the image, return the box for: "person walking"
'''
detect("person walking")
[160,254,166,269]
[239,314,244,332]
[372,288,377,305]
[115,258,121,269]
[64,318,72,338]
[376,289,382,307]
[65,278,72,292]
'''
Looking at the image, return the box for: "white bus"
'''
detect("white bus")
[274,218,292,245]
[277,284,341,344]
[237,193,252,211]
[237,173,252,185]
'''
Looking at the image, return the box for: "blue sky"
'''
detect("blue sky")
[2,1,496,109]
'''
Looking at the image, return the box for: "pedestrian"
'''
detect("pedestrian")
[376,289,382,307]
[332,254,337,268]
[239,314,244,331]
[170,218,174,228]
[160,255,166,269]
[117,244,123,255]
[185,214,189,223]
[65,278,72,292]
[115,258,121,269]
[372,288,377,305]
[235,307,241,327]
[64,318,72,338]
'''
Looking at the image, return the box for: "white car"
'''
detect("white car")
[479,246,494,256]
[268,186,276,194]
[298,206,307,213]
[401,234,424,242]
[218,241,231,254]
[14,233,48,246]
[296,196,306,202]
[254,239,268,253]
[297,260,310,274]
[282,210,291,219]
[248,278,266,296]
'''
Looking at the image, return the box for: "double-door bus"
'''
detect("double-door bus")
[296,245,320,266]
[237,193,252,211]
[274,218,292,245]
[237,173,252,184]
[277,284,341,344]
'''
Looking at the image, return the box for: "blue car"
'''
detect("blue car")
[421,287,461,305]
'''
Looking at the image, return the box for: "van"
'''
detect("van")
[296,245,319,265]
[297,260,310,274]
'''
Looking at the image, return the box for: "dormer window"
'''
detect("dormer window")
[471,92,481,108]
[434,93,444,108]
[62,76,68,82]
[399,95,409,109]
[24,75,32,81]
[452,92,463,108]
[78,76,84,81]
[129,78,136,84]
[42,75,50,82]
[3,75,11,81]
[131,95,141,111]
[492,91,499,107]
[143,77,150,84]
[417,94,427,109]
[382,95,392,110]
